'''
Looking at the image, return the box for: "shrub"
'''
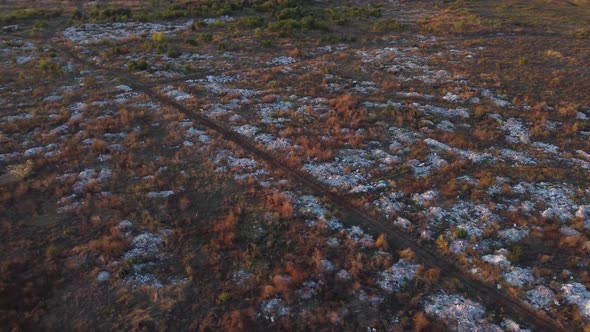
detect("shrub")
[46,246,58,259]
[152,31,165,42]
[218,292,231,304]
[507,244,523,264]
[517,56,529,66]
[375,234,389,250]
[167,49,181,58]
[373,18,403,32]
[199,33,213,43]
[267,19,300,37]
[127,59,149,72]
[454,228,468,239]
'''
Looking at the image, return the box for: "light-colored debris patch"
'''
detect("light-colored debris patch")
[532,142,559,155]
[233,124,259,138]
[503,267,534,287]
[303,150,374,190]
[62,21,194,45]
[491,97,511,108]
[202,15,234,25]
[232,269,252,285]
[502,319,530,332]
[406,153,448,177]
[415,103,470,118]
[424,138,493,163]
[560,283,590,319]
[296,280,320,300]
[482,254,510,268]
[124,231,167,260]
[497,228,528,243]
[296,195,328,219]
[97,271,111,282]
[266,56,297,66]
[412,189,438,206]
[162,86,192,101]
[450,239,469,254]
[377,259,420,293]
[425,200,499,237]
[374,192,406,219]
[319,259,335,273]
[147,190,175,199]
[254,133,291,150]
[424,294,487,332]
[498,148,537,165]
[501,118,530,144]
[184,127,211,143]
[345,225,375,248]
[259,298,290,322]
[526,285,555,310]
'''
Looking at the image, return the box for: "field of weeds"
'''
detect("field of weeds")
[1,0,590,330]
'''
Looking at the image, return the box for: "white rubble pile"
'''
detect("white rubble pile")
[97,271,111,282]
[374,192,406,219]
[497,228,529,243]
[502,267,534,287]
[147,190,175,198]
[296,195,328,219]
[119,227,174,288]
[532,142,559,155]
[124,231,169,260]
[482,254,511,268]
[162,86,192,101]
[406,153,448,177]
[497,148,537,165]
[341,225,372,248]
[526,285,555,310]
[296,280,320,300]
[259,298,290,322]
[510,182,579,221]
[254,133,291,150]
[202,15,235,25]
[501,118,530,144]
[62,21,194,45]
[425,200,499,237]
[424,294,490,332]
[257,100,293,124]
[423,138,493,163]
[417,104,470,118]
[303,150,374,190]
[266,56,297,66]
[377,259,420,293]
[561,283,590,319]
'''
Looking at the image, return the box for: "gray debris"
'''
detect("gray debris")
[561,283,590,319]
[377,259,420,293]
[97,271,111,282]
[424,294,487,332]
[526,285,555,310]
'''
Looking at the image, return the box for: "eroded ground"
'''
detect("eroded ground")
[1,0,590,330]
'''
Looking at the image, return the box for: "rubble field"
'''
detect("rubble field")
[1,0,590,330]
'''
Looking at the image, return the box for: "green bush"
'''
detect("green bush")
[167,49,181,58]
[46,246,58,258]
[199,33,213,43]
[267,19,300,37]
[127,59,149,72]
[454,228,468,239]
[2,8,61,23]
[373,18,403,32]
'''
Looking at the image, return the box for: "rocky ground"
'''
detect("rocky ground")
[1,0,590,330]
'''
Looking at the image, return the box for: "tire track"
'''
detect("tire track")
[50,40,567,332]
